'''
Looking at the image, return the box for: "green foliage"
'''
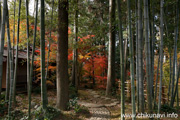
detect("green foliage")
[11,110,24,120]
[0,100,8,115]
[2,110,25,120]
[111,87,117,96]
[32,87,41,94]
[68,97,81,113]
[1,92,5,100]
[75,106,89,114]
[69,85,78,99]
[32,106,60,120]
[161,104,176,113]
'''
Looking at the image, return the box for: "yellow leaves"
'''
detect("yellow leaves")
[46,80,54,86]
[48,66,56,71]
[79,53,91,60]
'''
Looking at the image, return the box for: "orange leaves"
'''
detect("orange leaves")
[37,26,40,31]
[82,54,107,80]
[48,66,56,71]
[68,28,72,34]
[68,52,73,60]
[78,35,95,43]
[95,76,107,89]
[35,50,40,53]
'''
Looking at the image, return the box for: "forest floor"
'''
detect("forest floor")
[2,88,180,120]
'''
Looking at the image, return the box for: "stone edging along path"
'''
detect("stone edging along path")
[77,89,120,120]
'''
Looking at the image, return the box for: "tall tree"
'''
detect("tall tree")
[29,0,38,116]
[106,0,116,96]
[5,47,10,101]
[0,0,7,100]
[154,53,160,108]
[13,0,16,81]
[71,0,78,89]
[41,0,48,110]
[158,0,164,114]
[138,0,144,112]
[144,0,152,114]
[135,0,139,112]
[150,0,155,99]
[6,3,14,119]
[56,0,69,110]
[127,0,136,119]
[117,0,125,119]
[170,0,179,107]
[46,0,54,80]
[13,0,21,104]
[25,0,31,118]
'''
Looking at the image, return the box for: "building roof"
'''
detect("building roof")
[3,49,28,59]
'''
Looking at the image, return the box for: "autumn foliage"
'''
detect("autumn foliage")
[11,19,108,88]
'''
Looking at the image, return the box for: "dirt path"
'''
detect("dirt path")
[78,89,120,120]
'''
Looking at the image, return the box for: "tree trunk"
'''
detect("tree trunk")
[116,0,125,119]
[138,0,144,112]
[170,0,179,107]
[106,0,116,96]
[158,0,164,114]
[171,61,180,107]
[168,50,172,101]
[135,0,139,112]
[46,0,54,80]
[127,0,136,119]
[25,0,31,118]
[71,0,78,90]
[13,0,21,104]
[56,0,69,110]
[6,4,14,119]
[29,0,38,115]
[144,0,152,114]
[150,0,155,99]
[0,0,7,100]
[40,0,48,110]
[154,53,160,109]
[13,0,16,74]
[5,47,10,101]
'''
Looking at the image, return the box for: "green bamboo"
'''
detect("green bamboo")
[13,0,21,104]
[135,0,139,112]
[171,61,180,107]
[13,0,16,76]
[127,0,136,119]
[154,53,160,109]
[0,0,7,100]
[41,0,48,110]
[158,0,164,115]
[46,0,54,80]
[6,4,14,119]
[116,0,125,119]
[5,47,10,101]
[25,0,31,119]
[150,0,155,99]
[0,3,1,100]
[30,0,38,116]
[168,51,172,101]
[170,0,179,107]
[144,0,153,115]
[138,0,144,112]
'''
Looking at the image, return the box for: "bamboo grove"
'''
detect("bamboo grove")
[0,0,179,119]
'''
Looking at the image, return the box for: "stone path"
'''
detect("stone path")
[89,107,110,120]
[78,89,120,120]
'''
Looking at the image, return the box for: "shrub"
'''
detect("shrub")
[161,104,175,113]
[32,106,60,120]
